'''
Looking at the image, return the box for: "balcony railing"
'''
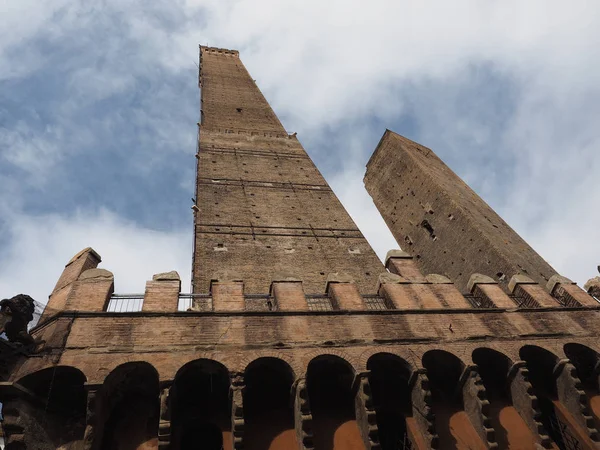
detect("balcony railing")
[106,295,144,312]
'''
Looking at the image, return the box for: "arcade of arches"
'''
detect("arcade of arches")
[4,343,600,450]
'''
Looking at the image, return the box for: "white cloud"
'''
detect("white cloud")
[0,209,191,304]
[1,0,599,292]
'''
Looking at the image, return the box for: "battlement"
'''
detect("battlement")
[40,247,599,319]
[199,45,239,56]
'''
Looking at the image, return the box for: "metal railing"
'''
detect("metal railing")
[178,294,212,312]
[106,295,144,312]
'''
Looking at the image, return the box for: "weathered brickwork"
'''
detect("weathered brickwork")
[364,130,558,292]
[194,47,383,295]
[3,47,600,450]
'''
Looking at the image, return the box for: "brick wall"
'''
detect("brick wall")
[364,130,557,292]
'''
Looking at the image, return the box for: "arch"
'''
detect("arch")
[472,348,513,401]
[564,343,600,430]
[237,351,297,378]
[14,366,87,447]
[243,357,297,449]
[472,348,540,449]
[422,350,488,450]
[422,350,465,403]
[366,353,414,450]
[301,349,358,374]
[564,343,600,388]
[97,361,160,450]
[170,358,232,450]
[519,345,560,397]
[306,354,365,450]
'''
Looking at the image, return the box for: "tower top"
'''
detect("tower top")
[199,45,239,57]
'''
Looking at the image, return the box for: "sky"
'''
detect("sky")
[1,0,599,303]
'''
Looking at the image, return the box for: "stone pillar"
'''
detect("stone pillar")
[548,275,600,307]
[326,273,364,310]
[2,398,26,450]
[468,274,516,308]
[507,362,553,447]
[270,278,307,311]
[385,250,426,282]
[211,280,245,312]
[158,385,172,450]
[507,274,558,308]
[409,369,438,449]
[459,366,497,448]
[294,378,314,450]
[65,269,114,312]
[43,247,101,320]
[230,374,244,450]
[354,372,380,449]
[143,271,181,312]
[554,359,600,443]
[83,384,101,450]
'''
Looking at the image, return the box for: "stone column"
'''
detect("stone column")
[158,385,172,450]
[83,384,101,450]
[459,366,496,448]
[230,373,245,450]
[354,371,380,449]
[506,362,553,447]
[294,378,314,450]
[409,369,438,449]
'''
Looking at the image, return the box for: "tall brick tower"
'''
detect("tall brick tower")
[194,46,383,295]
[364,130,557,292]
[3,47,600,450]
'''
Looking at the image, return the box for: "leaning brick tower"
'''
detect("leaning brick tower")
[2,46,600,450]
[193,46,383,295]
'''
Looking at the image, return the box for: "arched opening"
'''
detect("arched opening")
[367,353,415,450]
[472,348,537,449]
[520,345,572,448]
[98,361,160,450]
[306,355,365,450]
[422,350,486,450]
[243,357,297,449]
[15,366,87,447]
[564,343,600,429]
[170,359,231,450]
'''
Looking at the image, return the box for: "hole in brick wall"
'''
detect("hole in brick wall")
[365,272,371,276]
[215,214,220,217]
[215,228,220,231]
[250,193,255,196]
[212,160,216,163]
[297,218,302,220]
[266,245,271,248]
[245,171,249,173]
[217,243,223,248]
[308,246,313,249]
[255,216,260,219]
[420,220,436,240]
[236,108,243,112]
[320,272,325,276]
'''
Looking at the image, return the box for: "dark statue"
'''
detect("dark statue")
[0,294,39,347]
